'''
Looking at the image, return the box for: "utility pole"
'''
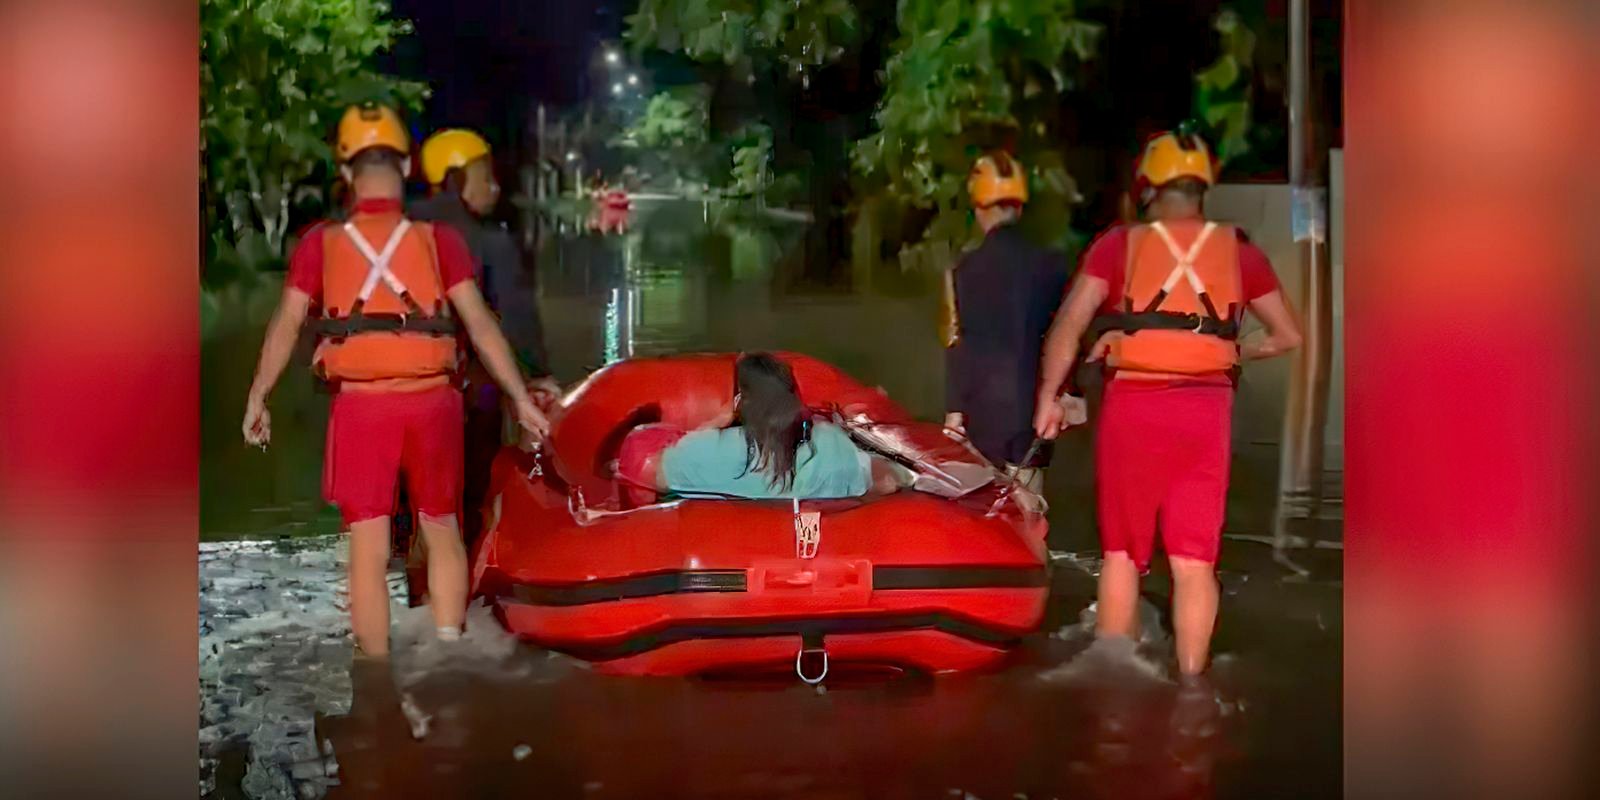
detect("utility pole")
[1275,0,1335,573]
[535,103,547,202]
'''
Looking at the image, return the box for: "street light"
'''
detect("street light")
[566,151,578,162]
[611,83,624,96]
[627,73,639,86]
[605,50,620,65]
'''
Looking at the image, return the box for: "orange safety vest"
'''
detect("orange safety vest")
[1102,220,1242,376]
[310,213,460,385]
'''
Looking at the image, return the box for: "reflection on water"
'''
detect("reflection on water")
[536,200,946,415]
[296,540,1338,800]
[197,532,1338,799]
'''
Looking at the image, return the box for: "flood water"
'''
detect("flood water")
[199,199,1341,799]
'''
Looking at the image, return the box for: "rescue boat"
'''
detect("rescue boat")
[469,353,1050,679]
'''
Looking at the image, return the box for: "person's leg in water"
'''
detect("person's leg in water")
[1094,381,1166,642]
[347,515,396,656]
[1096,551,1144,640]
[401,386,470,639]
[417,512,467,635]
[1160,383,1233,675]
[1169,556,1220,676]
[324,389,409,657]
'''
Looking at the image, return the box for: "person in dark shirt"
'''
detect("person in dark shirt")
[411,129,558,549]
[943,152,1072,493]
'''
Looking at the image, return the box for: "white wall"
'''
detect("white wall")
[1205,171,1344,475]
[1205,183,1296,450]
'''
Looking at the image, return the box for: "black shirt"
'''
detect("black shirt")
[409,192,550,377]
[945,224,1069,466]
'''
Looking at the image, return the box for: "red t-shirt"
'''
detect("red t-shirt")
[1078,223,1280,310]
[1077,222,1282,385]
[284,198,476,303]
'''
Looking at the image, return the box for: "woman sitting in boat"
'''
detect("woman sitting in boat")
[619,352,904,501]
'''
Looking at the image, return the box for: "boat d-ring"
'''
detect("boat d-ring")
[795,647,829,685]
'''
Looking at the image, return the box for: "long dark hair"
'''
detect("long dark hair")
[734,353,812,491]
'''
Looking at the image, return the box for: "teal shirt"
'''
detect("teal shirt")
[660,422,871,500]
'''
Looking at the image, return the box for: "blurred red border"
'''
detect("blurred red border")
[0,2,199,797]
[1345,1,1596,797]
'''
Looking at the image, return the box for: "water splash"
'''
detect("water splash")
[389,601,576,691]
[198,535,400,799]
[1041,598,1172,685]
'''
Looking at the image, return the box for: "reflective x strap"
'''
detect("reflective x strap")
[342,219,414,304]
[1149,221,1218,298]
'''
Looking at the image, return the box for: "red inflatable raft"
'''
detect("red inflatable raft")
[469,353,1050,679]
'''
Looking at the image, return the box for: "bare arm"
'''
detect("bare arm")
[447,281,533,408]
[247,287,312,402]
[1035,273,1110,406]
[1239,289,1303,361]
[242,288,312,445]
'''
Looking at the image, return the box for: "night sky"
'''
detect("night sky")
[383,0,627,152]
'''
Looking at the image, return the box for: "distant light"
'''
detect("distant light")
[611,83,623,96]
[565,152,578,162]
[627,73,640,86]
[605,50,620,64]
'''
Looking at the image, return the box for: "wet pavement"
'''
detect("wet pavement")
[200,202,1341,798]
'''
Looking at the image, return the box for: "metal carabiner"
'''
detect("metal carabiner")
[526,440,544,479]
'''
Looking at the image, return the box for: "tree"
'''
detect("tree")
[626,0,862,84]
[851,0,1102,271]
[1193,7,1257,168]
[615,89,710,151]
[624,0,867,202]
[612,86,715,188]
[201,0,427,290]
[729,124,773,197]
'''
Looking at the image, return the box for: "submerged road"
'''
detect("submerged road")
[199,536,1339,799]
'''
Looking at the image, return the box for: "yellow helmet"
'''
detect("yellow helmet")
[420,129,492,185]
[967,152,1028,208]
[1136,131,1216,188]
[336,103,409,162]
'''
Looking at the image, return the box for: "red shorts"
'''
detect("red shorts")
[324,386,463,526]
[1095,379,1233,572]
[616,424,687,507]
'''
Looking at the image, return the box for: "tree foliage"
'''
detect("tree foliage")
[626,0,861,82]
[615,89,710,151]
[1193,8,1256,168]
[611,87,717,188]
[729,124,773,197]
[201,0,427,288]
[851,0,1102,270]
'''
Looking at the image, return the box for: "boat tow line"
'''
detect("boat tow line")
[985,437,1044,518]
